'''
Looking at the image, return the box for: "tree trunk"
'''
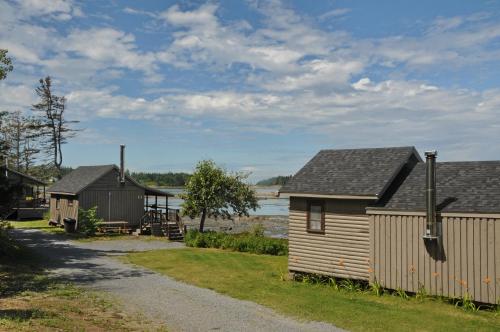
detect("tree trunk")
[199,208,207,232]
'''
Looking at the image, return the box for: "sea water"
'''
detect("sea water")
[155,187,288,216]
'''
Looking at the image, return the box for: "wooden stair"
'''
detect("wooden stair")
[163,222,184,241]
[138,209,184,241]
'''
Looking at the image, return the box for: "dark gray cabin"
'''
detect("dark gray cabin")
[47,164,171,226]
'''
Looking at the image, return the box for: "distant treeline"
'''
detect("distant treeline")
[129,171,191,187]
[256,175,292,186]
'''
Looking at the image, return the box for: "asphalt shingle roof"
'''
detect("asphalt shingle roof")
[280,146,420,197]
[382,161,500,213]
[47,165,115,194]
[1,166,47,186]
[48,165,173,197]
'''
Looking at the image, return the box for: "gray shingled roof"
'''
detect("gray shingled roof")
[382,161,500,213]
[1,166,47,186]
[47,165,116,194]
[48,165,173,196]
[280,146,420,197]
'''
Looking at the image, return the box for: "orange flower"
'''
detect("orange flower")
[483,276,491,284]
[338,259,345,268]
[432,272,439,277]
[409,265,416,273]
[368,267,374,273]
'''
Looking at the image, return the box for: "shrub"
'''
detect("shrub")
[249,223,265,237]
[77,206,103,236]
[184,229,288,256]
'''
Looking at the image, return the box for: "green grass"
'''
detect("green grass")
[0,235,167,331]
[125,248,500,332]
[9,219,65,235]
[9,219,169,242]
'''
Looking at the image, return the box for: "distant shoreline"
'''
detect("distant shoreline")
[150,185,282,199]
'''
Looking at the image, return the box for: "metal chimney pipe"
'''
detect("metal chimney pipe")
[120,144,125,184]
[424,150,438,239]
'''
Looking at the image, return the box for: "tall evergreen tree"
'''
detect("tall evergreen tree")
[1,111,42,172]
[32,77,78,177]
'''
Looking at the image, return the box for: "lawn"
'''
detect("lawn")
[0,235,167,331]
[125,248,500,332]
[9,219,169,242]
[9,219,65,235]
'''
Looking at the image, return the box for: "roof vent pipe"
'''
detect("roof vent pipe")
[423,150,439,240]
[120,144,125,184]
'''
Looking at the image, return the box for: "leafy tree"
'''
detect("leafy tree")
[0,49,13,81]
[32,77,78,177]
[181,160,259,232]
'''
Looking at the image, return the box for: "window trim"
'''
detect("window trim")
[307,200,325,234]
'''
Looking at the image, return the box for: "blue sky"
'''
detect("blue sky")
[1,0,500,181]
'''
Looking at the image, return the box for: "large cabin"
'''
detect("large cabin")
[280,146,500,304]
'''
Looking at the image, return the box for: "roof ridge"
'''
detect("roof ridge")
[319,146,415,152]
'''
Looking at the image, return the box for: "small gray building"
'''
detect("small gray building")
[48,164,171,227]
[280,146,500,304]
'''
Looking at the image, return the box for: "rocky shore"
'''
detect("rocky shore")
[182,214,288,238]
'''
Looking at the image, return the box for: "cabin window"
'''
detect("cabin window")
[307,201,325,233]
[56,198,60,210]
[68,199,74,207]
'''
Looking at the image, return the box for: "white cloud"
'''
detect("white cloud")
[1,0,500,162]
[319,8,351,21]
[61,28,160,81]
[160,3,219,29]
[0,83,37,111]
[13,0,83,21]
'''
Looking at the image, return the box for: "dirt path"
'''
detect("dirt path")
[11,229,342,332]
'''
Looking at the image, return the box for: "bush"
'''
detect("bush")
[184,229,288,256]
[77,206,103,236]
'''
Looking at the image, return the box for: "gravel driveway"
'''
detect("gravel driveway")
[11,229,343,332]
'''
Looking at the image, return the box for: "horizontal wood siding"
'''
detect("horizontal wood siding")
[49,194,78,222]
[370,213,500,304]
[289,197,371,280]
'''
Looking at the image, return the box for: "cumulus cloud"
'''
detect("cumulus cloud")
[1,0,500,161]
[13,0,83,21]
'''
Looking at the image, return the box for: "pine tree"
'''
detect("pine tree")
[32,77,78,177]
